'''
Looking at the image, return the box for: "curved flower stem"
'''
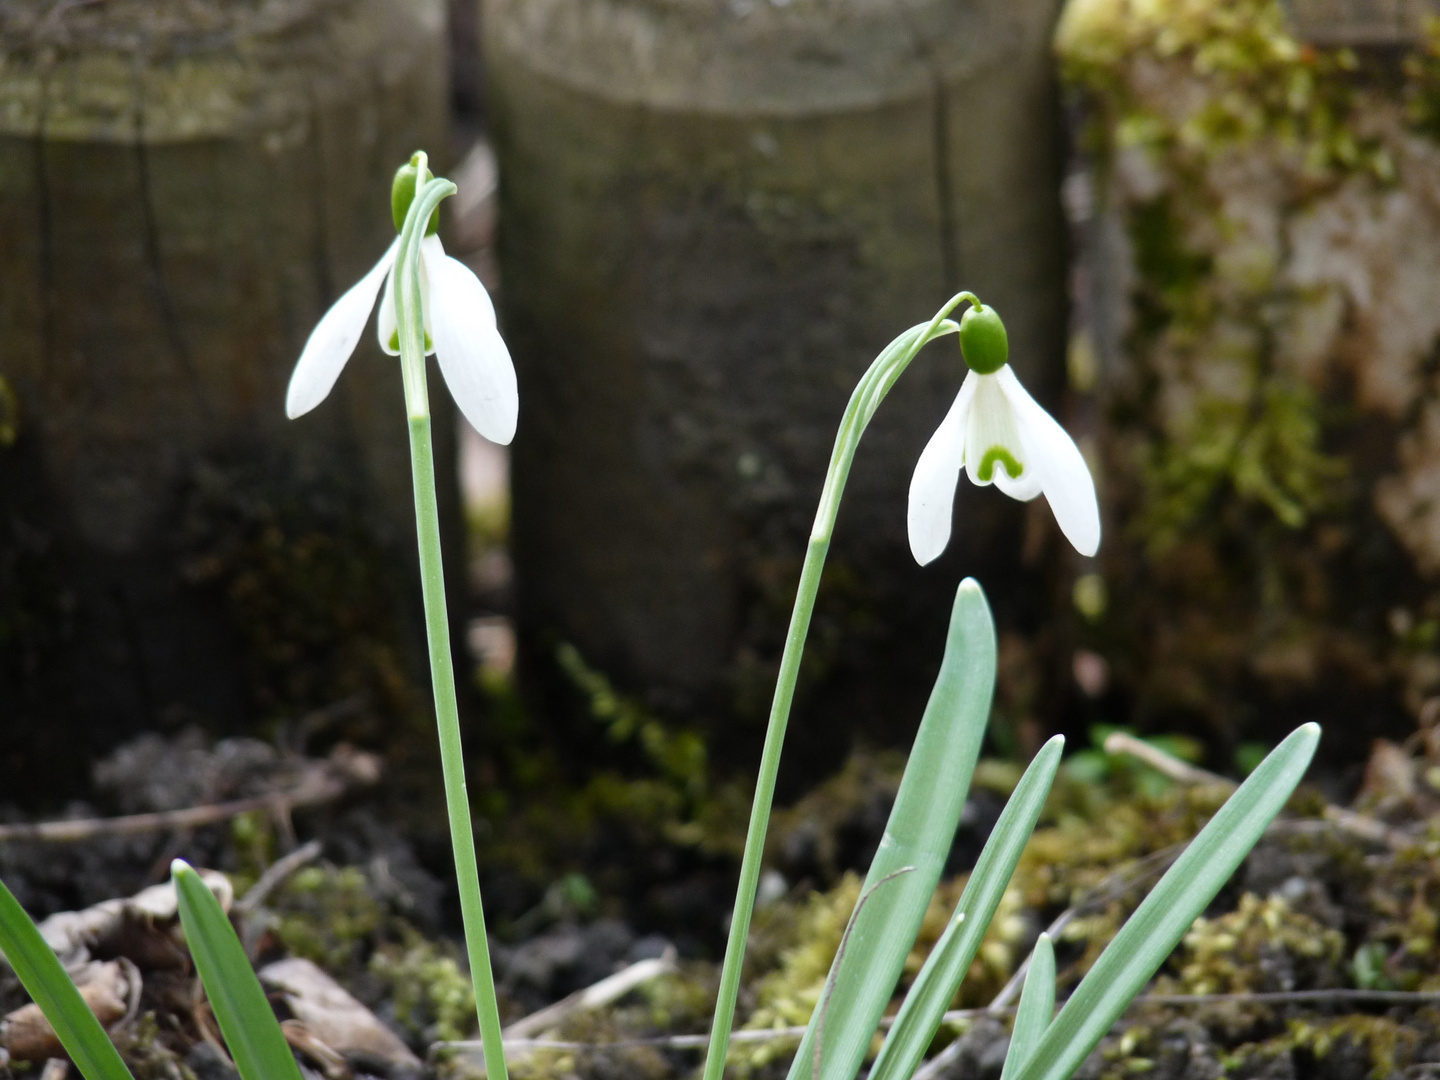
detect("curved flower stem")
[699,292,979,1080]
[394,168,510,1080]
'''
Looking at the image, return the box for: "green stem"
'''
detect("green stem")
[698,292,978,1080]
[407,414,508,1080]
[395,176,509,1080]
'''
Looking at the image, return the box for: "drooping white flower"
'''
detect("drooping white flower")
[286,233,518,445]
[907,303,1099,563]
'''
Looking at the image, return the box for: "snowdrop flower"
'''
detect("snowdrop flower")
[908,302,1100,563]
[285,161,517,444]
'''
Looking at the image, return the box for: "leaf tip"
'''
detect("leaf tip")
[951,577,994,627]
[171,858,193,879]
[956,577,985,599]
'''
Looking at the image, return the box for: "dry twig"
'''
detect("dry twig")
[236,840,324,915]
[441,989,1440,1059]
[501,952,679,1041]
[1103,732,1411,851]
[0,748,380,844]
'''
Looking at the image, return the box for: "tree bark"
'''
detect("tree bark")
[0,0,458,808]
[485,0,1071,779]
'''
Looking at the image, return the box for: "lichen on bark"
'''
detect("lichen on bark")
[1056,0,1440,750]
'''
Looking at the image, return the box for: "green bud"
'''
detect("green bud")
[391,155,440,236]
[958,302,1008,375]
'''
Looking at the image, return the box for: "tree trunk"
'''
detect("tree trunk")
[485,0,1071,780]
[0,0,458,808]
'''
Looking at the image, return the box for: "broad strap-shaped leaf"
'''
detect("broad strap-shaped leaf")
[1010,722,1321,1080]
[172,861,303,1080]
[0,875,135,1080]
[868,736,1064,1080]
[1000,934,1055,1080]
[783,578,997,1080]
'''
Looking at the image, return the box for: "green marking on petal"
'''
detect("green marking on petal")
[389,330,433,353]
[978,446,1024,483]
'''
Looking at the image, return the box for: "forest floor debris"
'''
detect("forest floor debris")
[3,728,1440,1080]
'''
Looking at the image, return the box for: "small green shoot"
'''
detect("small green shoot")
[1000,934,1055,1080]
[0,876,135,1080]
[783,578,997,1080]
[868,735,1064,1080]
[172,860,303,1080]
[1009,722,1321,1080]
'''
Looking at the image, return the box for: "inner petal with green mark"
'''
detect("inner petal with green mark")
[977,445,1024,482]
[964,374,1029,488]
[388,330,435,353]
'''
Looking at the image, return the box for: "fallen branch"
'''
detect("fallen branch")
[236,840,324,915]
[439,989,1440,1058]
[0,748,380,844]
[1137,989,1440,1007]
[502,952,678,1040]
[915,742,1420,1080]
[985,839,1190,1016]
[1103,732,1411,851]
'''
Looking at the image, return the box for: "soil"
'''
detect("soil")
[2,726,1439,1080]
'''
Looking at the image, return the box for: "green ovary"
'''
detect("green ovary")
[977,446,1024,483]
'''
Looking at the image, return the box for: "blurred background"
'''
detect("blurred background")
[2,0,1440,989]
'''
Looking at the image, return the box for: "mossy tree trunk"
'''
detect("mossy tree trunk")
[485,0,1072,780]
[0,0,462,808]
[1056,0,1440,762]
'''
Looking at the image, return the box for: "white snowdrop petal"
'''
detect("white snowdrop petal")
[907,372,977,566]
[427,245,518,445]
[993,460,1043,501]
[996,366,1101,556]
[377,265,399,356]
[287,239,397,417]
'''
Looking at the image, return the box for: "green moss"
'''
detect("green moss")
[1227,1015,1421,1079]
[557,643,709,796]
[737,874,860,1069]
[114,1015,183,1080]
[1049,0,1440,745]
[370,928,478,1043]
[0,377,17,448]
[1163,893,1344,995]
[1054,0,1367,535]
[271,865,385,972]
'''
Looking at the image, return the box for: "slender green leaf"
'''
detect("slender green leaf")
[1000,934,1055,1080]
[868,736,1064,1080]
[784,579,997,1080]
[1012,722,1321,1080]
[0,876,135,1080]
[172,861,303,1080]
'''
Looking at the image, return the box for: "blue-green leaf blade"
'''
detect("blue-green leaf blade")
[1012,722,1321,1080]
[784,578,997,1080]
[0,876,135,1080]
[868,735,1063,1080]
[1000,934,1055,1080]
[172,861,303,1080]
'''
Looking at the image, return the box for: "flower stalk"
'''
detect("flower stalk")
[698,292,975,1080]
[393,157,509,1080]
